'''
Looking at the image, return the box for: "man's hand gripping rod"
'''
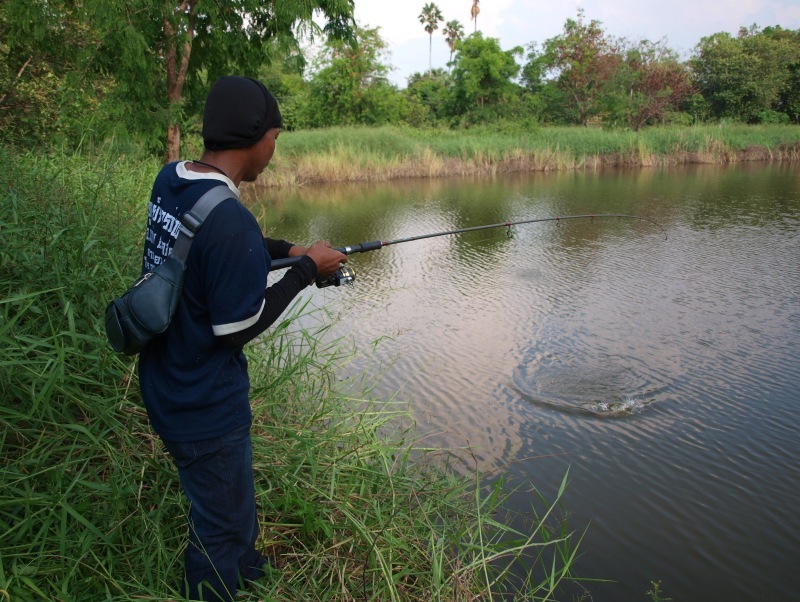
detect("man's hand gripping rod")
[272,240,384,287]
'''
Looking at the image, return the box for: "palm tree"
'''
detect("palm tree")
[419,2,444,74]
[471,0,480,33]
[443,20,465,69]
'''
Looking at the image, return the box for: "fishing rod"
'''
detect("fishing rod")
[271,213,667,288]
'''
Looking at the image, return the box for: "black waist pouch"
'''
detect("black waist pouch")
[104,184,232,356]
[104,256,185,355]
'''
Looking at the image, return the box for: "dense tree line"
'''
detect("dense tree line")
[2,2,799,158]
[0,0,356,158]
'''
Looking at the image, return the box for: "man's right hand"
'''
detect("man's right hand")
[305,241,347,277]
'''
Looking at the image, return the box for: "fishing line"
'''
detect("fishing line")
[270,213,667,286]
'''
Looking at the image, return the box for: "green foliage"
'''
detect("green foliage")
[691,25,800,123]
[419,2,444,74]
[524,13,799,128]
[0,147,166,599]
[5,0,800,148]
[450,32,524,122]
[406,69,452,124]
[647,580,673,602]
[265,123,800,186]
[537,9,623,126]
[770,26,800,123]
[418,2,444,36]
[443,19,466,67]
[0,0,357,156]
[603,40,694,130]
[0,145,583,601]
[259,63,315,131]
[302,26,410,128]
[521,43,547,93]
[278,126,422,162]
[0,0,123,147]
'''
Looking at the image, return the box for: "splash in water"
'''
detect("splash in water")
[593,395,647,416]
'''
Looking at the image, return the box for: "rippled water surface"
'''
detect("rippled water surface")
[256,162,800,601]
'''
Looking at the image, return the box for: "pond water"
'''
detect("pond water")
[254,161,800,601]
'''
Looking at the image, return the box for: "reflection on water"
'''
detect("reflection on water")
[254,162,800,601]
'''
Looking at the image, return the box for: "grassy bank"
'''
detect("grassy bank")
[255,123,800,188]
[0,146,581,601]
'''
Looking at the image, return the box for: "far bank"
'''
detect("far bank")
[238,124,800,193]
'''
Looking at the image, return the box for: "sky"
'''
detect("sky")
[352,0,800,87]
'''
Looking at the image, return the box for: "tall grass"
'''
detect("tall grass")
[0,145,582,600]
[260,123,800,188]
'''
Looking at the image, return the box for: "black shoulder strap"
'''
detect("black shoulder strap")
[171,185,236,262]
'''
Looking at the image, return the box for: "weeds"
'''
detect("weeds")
[257,123,800,188]
[646,580,673,602]
[1,145,582,600]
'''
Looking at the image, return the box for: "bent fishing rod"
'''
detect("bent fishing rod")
[271,213,667,287]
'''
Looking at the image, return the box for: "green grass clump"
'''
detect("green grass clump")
[1,145,582,600]
[263,123,800,186]
[245,314,581,601]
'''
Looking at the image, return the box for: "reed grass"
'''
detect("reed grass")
[1,145,583,600]
[259,124,800,188]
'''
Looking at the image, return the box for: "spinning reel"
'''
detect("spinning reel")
[317,265,356,288]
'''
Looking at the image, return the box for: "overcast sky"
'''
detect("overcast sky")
[352,0,800,87]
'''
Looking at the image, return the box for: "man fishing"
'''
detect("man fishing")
[137,75,346,601]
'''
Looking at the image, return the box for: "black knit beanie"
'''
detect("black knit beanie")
[202,76,282,150]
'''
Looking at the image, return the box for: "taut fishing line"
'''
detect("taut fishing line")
[270,213,667,287]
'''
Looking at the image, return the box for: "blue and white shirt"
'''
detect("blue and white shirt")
[137,162,309,441]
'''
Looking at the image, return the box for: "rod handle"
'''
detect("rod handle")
[339,240,383,254]
[269,240,383,271]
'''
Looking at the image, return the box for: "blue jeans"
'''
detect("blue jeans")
[163,422,266,601]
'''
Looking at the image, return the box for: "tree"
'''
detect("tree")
[766,27,800,122]
[450,32,523,119]
[443,20,465,69]
[303,26,407,127]
[256,56,312,131]
[419,3,444,75]
[609,39,693,130]
[157,0,356,159]
[539,10,622,125]
[691,30,762,121]
[406,69,451,124]
[0,0,114,146]
[521,43,547,94]
[0,0,356,157]
[691,25,800,122]
[471,0,480,33]
[519,42,554,123]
